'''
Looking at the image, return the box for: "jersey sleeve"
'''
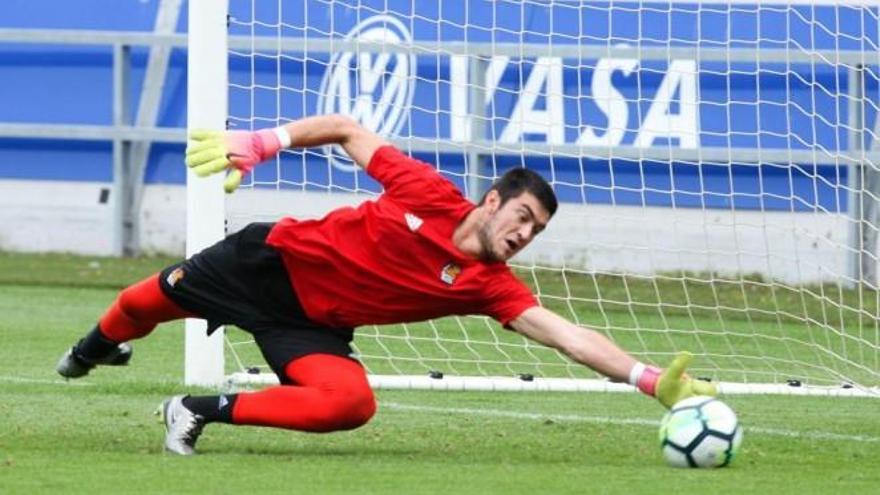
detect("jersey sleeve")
[366,145,466,212]
[482,269,540,327]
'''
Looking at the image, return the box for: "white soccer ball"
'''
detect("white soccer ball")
[659,395,743,468]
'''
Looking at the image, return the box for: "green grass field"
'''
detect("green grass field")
[0,251,878,494]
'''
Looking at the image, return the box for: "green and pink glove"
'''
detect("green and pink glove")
[632,352,718,408]
[185,128,290,193]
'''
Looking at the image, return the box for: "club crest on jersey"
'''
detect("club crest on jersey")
[166,267,185,288]
[440,262,461,285]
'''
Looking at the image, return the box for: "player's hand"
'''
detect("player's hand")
[185,129,284,193]
[655,352,717,409]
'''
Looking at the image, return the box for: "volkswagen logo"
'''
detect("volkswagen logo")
[317,15,416,172]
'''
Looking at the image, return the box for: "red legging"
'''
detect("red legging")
[98,274,194,342]
[232,354,377,432]
[97,274,376,432]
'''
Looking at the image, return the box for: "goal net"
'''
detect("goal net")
[192,0,880,396]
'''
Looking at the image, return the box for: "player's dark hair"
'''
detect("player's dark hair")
[481,168,558,217]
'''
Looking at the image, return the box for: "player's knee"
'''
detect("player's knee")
[99,287,157,341]
[115,283,148,320]
[342,391,377,428]
[315,390,376,432]
[116,275,172,324]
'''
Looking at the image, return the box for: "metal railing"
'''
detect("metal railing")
[0,28,878,281]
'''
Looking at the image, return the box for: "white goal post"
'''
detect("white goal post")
[187,0,880,397]
[184,0,227,386]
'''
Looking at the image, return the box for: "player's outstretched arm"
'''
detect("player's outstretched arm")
[508,306,716,408]
[279,114,389,168]
[185,115,388,193]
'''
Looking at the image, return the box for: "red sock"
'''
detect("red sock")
[98,273,194,342]
[232,354,376,432]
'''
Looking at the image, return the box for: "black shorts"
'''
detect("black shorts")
[158,222,356,382]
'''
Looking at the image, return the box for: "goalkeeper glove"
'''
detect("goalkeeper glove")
[632,352,718,409]
[185,128,290,193]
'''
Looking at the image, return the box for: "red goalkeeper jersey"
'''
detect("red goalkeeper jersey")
[265,145,538,329]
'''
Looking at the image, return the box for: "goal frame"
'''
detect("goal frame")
[186,1,880,397]
[185,0,227,386]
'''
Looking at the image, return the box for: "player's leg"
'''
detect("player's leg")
[57,222,275,379]
[232,353,376,431]
[227,324,374,432]
[161,353,375,455]
[161,312,370,455]
[155,221,376,454]
[56,272,194,378]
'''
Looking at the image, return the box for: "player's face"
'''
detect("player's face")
[478,191,550,262]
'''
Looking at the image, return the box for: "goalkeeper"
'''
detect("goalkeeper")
[56,114,716,455]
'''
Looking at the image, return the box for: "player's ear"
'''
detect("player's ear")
[484,189,502,213]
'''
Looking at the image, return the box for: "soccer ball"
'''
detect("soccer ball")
[659,396,743,468]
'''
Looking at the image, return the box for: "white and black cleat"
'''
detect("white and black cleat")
[158,395,205,456]
[56,342,133,379]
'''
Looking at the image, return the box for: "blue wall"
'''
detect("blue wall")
[0,0,188,185]
[1,0,877,212]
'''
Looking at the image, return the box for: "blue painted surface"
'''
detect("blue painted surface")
[0,1,876,213]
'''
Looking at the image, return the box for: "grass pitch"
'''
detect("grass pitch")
[0,252,878,494]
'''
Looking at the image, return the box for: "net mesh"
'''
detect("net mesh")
[220,0,880,393]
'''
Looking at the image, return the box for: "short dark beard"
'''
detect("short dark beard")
[476,222,501,262]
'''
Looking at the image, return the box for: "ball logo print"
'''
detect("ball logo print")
[317,15,416,172]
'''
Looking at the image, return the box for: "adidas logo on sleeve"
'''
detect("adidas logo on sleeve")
[404,212,423,232]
